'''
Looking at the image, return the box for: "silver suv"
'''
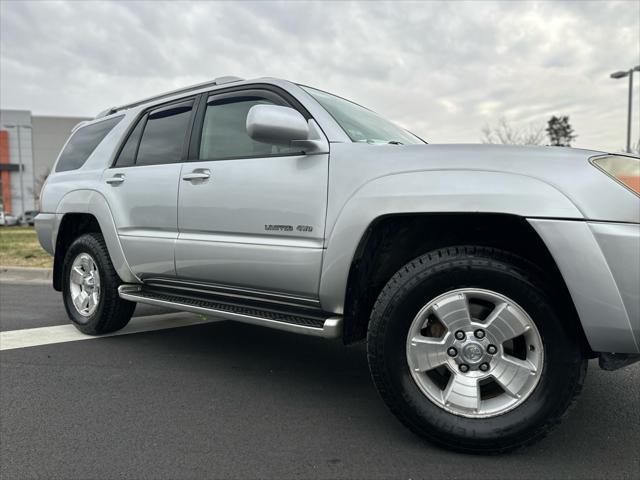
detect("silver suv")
[36,76,639,453]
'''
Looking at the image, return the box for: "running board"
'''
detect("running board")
[118,285,342,339]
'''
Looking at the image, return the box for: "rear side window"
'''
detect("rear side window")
[114,116,146,168]
[136,100,193,166]
[55,116,123,172]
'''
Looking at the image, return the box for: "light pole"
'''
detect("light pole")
[610,65,640,153]
[1,123,31,218]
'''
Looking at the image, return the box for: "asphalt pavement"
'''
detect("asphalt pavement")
[1,283,639,480]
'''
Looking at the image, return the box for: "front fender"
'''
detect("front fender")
[319,170,583,313]
[56,189,139,284]
[530,219,639,353]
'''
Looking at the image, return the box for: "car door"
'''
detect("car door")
[175,89,328,300]
[101,98,196,278]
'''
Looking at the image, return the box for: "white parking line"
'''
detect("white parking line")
[0,312,220,351]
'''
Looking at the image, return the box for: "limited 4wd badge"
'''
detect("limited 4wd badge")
[264,224,313,233]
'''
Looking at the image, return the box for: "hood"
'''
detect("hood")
[327,142,638,223]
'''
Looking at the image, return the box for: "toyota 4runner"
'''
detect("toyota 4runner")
[36,76,640,453]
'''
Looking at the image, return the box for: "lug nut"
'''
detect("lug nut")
[459,364,470,373]
[447,347,458,357]
[455,330,466,340]
[474,329,486,339]
[479,363,490,372]
[487,344,497,355]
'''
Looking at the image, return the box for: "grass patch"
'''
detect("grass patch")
[0,227,53,268]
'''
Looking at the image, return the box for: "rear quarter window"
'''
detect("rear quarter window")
[55,116,123,172]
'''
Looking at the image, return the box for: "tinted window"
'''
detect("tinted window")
[114,115,146,168]
[136,100,193,166]
[200,96,300,160]
[56,116,123,172]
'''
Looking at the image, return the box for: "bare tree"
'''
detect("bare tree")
[481,117,546,146]
[33,169,50,210]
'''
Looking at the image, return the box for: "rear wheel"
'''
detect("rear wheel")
[367,246,587,453]
[62,233,135,335]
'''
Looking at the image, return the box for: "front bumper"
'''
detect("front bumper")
[529,219,640,354]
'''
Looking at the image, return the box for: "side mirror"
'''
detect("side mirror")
[246,104,328,154]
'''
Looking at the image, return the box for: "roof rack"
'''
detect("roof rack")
[95,76,245,118]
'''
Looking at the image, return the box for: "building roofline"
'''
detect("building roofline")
[32,114,92,121]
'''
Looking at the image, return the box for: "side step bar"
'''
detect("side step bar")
[118,285,343,339]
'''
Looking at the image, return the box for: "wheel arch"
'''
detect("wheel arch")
[339,212,593,357]
[320,169,583,312]
[53,213,100,291]
[52,190,138,291]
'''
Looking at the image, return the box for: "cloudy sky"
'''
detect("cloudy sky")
[1,0,638,151]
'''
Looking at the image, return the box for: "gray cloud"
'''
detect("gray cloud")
[1,0,638,151]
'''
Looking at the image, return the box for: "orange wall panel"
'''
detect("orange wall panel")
[0,130,11,212]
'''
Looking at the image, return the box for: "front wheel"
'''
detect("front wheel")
[367,246,587,453]
[62,232,135,335]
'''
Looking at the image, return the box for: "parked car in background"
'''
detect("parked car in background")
[0,212,19,226]
[35,76,640,454]
[19,210,39,226]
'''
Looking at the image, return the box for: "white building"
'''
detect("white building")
[0,110,89,217]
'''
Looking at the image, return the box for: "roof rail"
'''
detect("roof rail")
[95,75,245,118]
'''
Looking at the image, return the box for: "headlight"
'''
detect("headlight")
[591,154,640,196]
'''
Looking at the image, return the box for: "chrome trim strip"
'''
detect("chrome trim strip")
[118,285,342,339]
[142,277,321,308]
[177,231,324,249]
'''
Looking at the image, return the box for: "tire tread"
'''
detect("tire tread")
[367,245,586,454]
[62,232,135,335]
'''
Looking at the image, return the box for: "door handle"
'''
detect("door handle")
[105,174,125,185]
[182,169,211,181]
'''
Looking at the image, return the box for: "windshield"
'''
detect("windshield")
[300,85,425,145]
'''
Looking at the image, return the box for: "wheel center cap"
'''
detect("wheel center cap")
[461,342,484,364]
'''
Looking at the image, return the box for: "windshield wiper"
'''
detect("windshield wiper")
[357,139,405,145]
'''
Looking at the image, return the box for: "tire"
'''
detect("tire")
[367,245,587,454]
[62,232,135,335]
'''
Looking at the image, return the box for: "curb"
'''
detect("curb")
[0,266,53,284]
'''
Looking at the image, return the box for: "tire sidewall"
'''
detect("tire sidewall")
[370,251,584,450]
[62,235,108,334]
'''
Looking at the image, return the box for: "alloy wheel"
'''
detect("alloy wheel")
[406,288,544,418]
[69,252,101,317]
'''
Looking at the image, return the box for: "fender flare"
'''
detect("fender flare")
[55,189,139,284]
[319,169,584,313]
